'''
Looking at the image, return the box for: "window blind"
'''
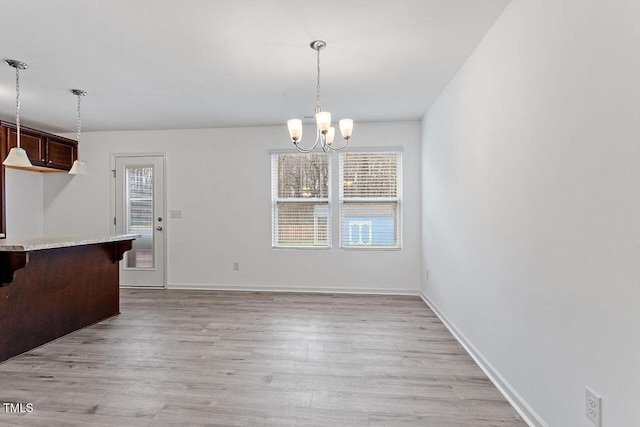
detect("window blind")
[271,153,331,248]
[339,152,402,248]
[126,167,153,231]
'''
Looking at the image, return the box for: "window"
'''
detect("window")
[339,151,402,248]
[125,167,154,268]
[271,153,331,248]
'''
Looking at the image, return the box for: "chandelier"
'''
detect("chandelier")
[3,59,33,168]
[287,40,353,153]
[68,89,88,175]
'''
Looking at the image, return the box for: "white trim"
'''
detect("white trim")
[111,153,168,289]
[269,147,405,155]
[339,150,403,250]
[271,152,332,249]
[419,291,548,427]
[269,148,312,155]
[120,285,165,289]
[341,146,405,153]
[167,282,420,295]
[275,198,330,202]
[110,152,168,169]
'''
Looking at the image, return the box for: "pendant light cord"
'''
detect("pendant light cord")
[315,47,321,114]
[15,67,21,148]
[76,94,82,143]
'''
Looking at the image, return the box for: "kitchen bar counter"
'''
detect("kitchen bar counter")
[0,234,140,251]
[0,234,138,363]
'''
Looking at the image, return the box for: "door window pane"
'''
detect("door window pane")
[125,166,154,268]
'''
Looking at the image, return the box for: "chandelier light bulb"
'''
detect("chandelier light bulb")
[339,118,354,140]
[287,119,303,142]
[326,127,335,145]
[315,111,331,134]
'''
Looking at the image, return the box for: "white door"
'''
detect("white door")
[114,155,165,287]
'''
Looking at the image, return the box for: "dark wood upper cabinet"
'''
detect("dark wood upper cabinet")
[7,128,46,166]
[0,122,79,238]
[46,137,77,169]
[1,121,77,172]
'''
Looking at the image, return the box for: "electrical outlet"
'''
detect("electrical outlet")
[233,262,239,271]
[585,387,601,426]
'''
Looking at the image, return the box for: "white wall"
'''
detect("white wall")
[421,1,640,426]
[43,121,422,293]
[5,168,44,238]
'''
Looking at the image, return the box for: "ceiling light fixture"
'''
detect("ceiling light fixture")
[287,40,353,153]
[3,59,33,168]
[68,89,88,175]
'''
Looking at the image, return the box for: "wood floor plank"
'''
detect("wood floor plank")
[0,290,526,426]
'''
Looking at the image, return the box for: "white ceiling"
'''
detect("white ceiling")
[0,0,510,133]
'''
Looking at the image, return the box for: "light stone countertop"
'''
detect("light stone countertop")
[0,234,141,252]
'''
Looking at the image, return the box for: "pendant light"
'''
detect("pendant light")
[287,40,353,153]
[3,59,33,168]
[68,89,87,175]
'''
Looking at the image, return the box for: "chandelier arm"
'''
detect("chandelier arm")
[293,130,322,153]
[293,143,315,153]
[293,143,317,153]
[318,128,329,153]
[321,140,329,153]
[325,137,350,151]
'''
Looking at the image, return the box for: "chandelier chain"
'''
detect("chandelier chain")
[15,67,21,139]
[76,94,82,143]
[315,47,321,114]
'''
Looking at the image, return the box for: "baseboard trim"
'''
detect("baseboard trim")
[120,285,166,289]
[167,282,420,296]
[419,291,548,427]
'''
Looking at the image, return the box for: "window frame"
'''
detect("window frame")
[338,150,403,250]
[271,151,332,249]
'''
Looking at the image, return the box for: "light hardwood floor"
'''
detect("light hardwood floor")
[0,290,526,426]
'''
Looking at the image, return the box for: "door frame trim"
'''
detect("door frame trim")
[110,152,167,288]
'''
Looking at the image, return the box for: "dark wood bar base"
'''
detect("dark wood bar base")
[0,241,132,363]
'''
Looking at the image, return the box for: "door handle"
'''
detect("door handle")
[156,226,163,231]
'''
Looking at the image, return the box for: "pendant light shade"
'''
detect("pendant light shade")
[339,119,353,140]
[287,119,303,142]
[3,59,33,168]
[3,147,32,167]
[315,111,331,134]
[69,89,87,176]
[325,127,335,145]
[68,159,87,175]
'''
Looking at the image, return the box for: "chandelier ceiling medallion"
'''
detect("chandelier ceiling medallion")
[287,40,353,153]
